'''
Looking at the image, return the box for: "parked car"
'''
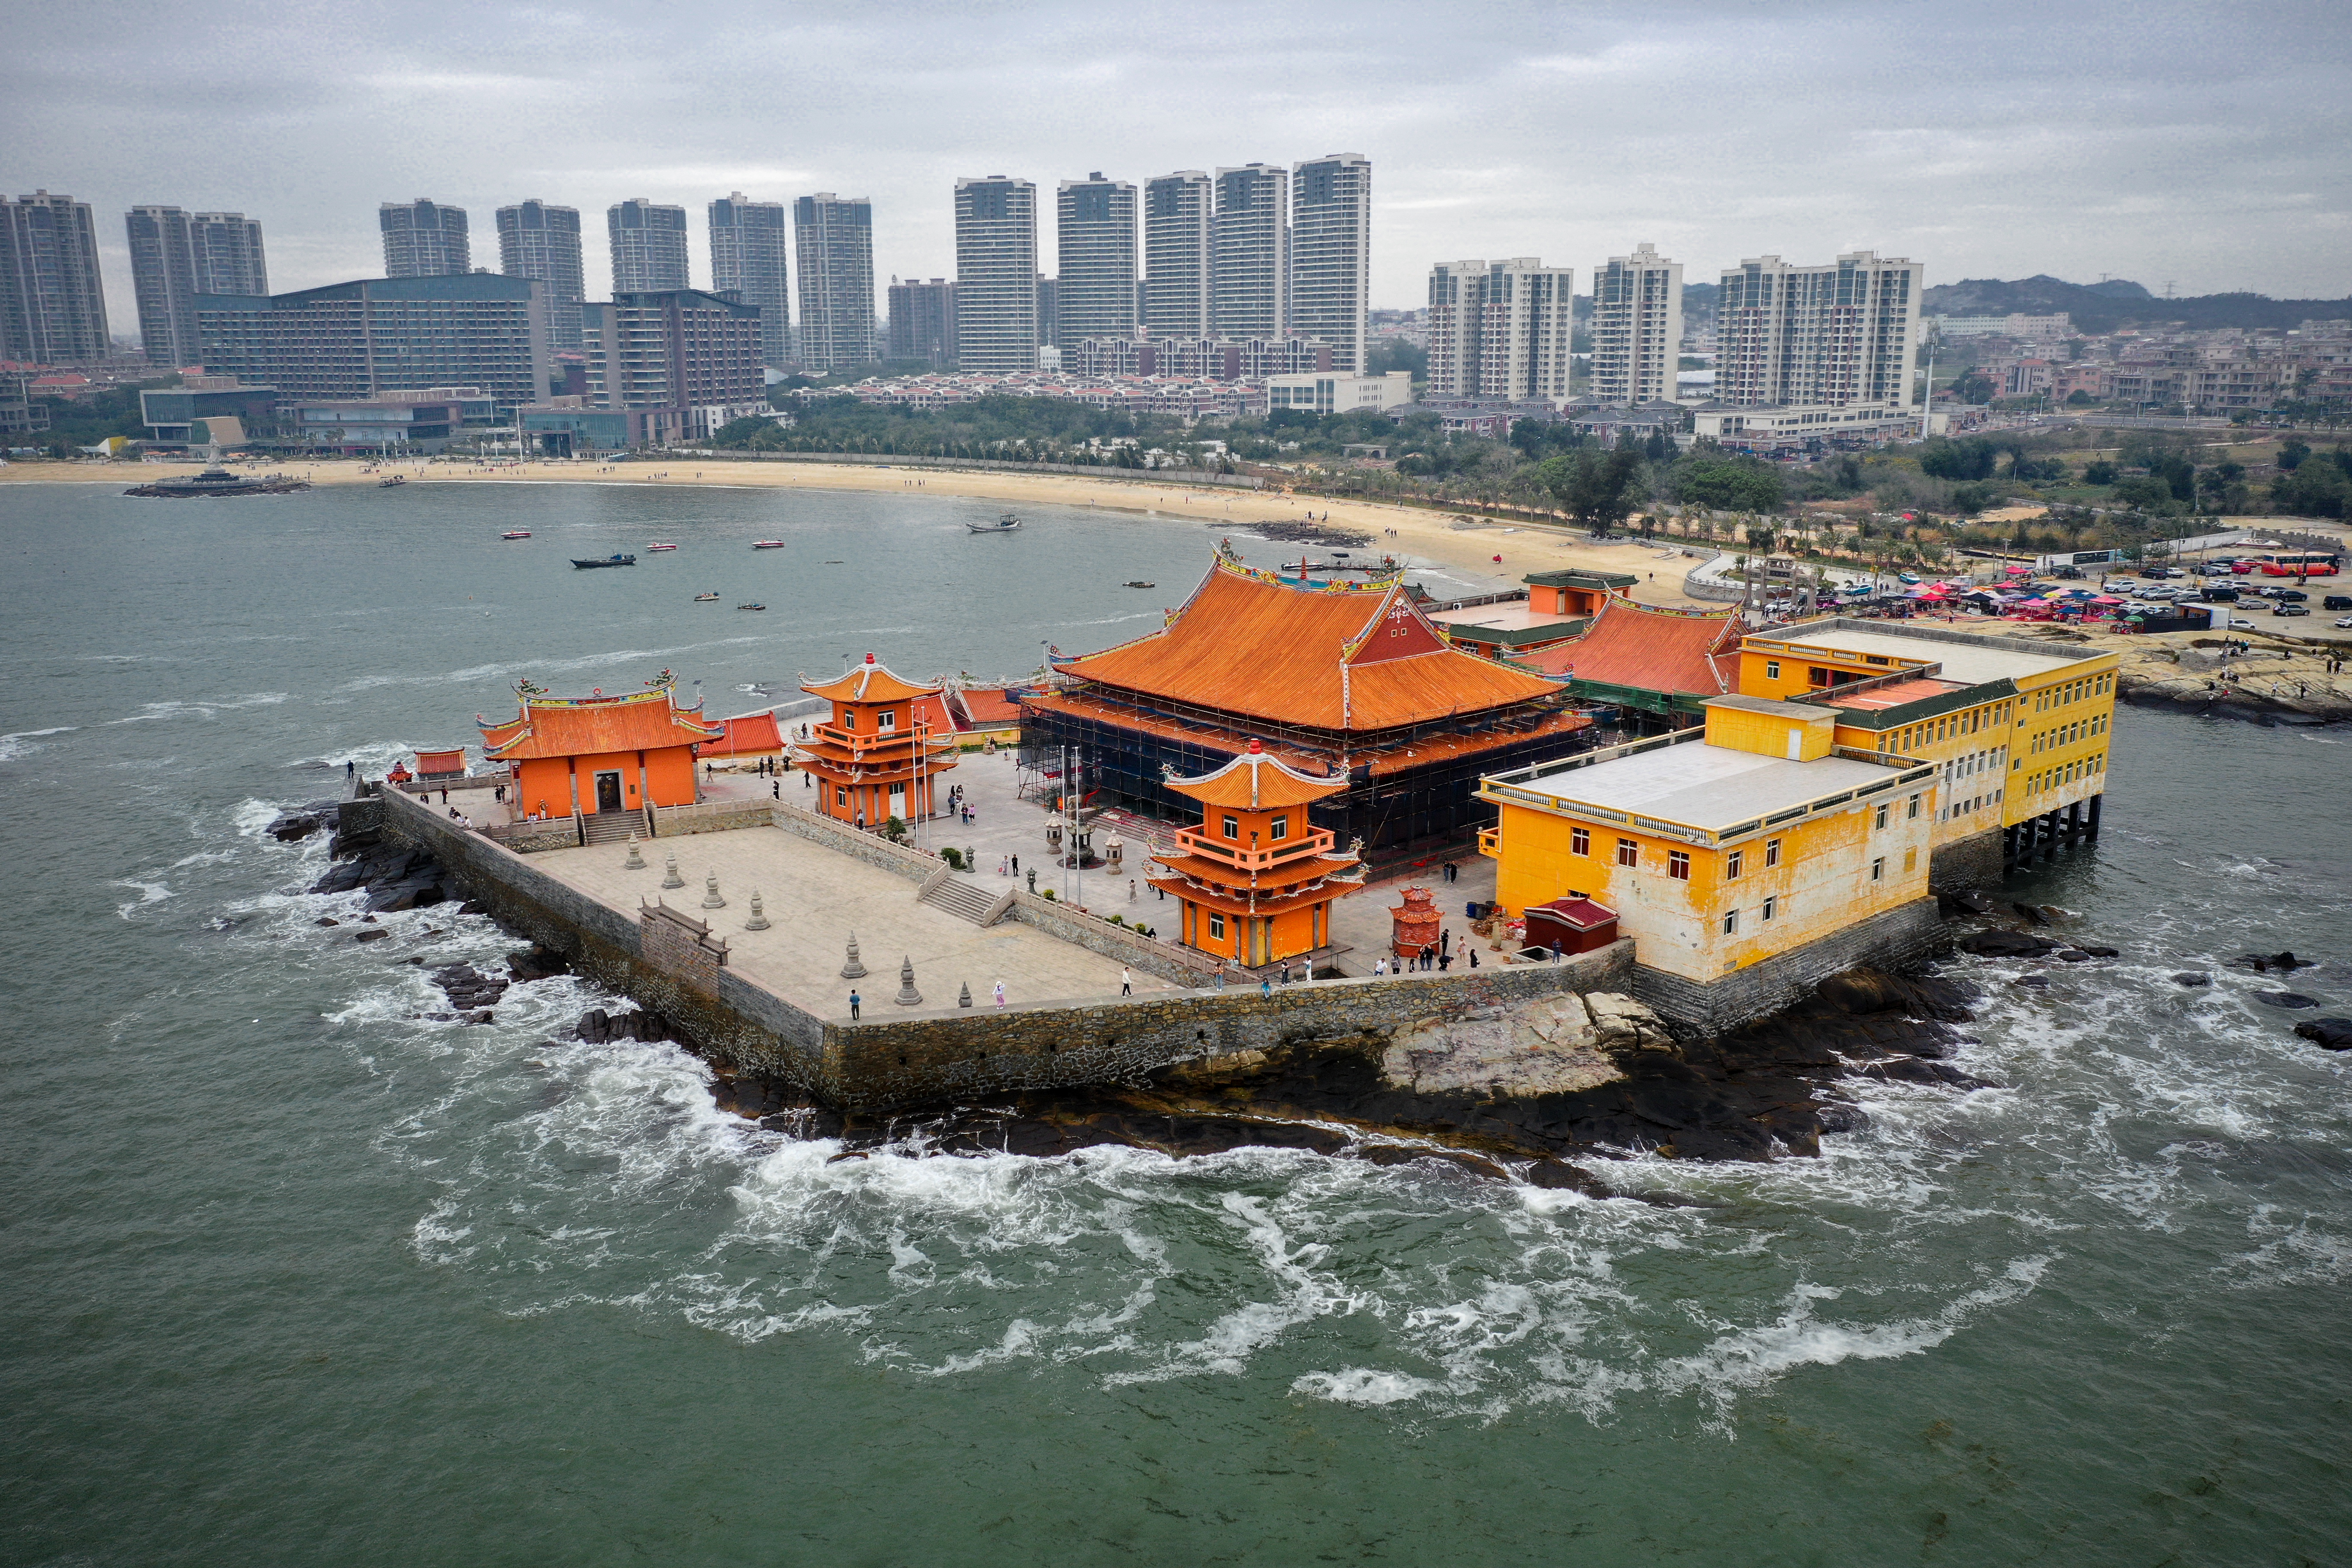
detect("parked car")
[2274,604,2310,617]
[2324,595,2352,610]
[2276,589,2309,602]
[2336,616,2352,629]
[2230,561,2257,574]
[2230,618,2258,630]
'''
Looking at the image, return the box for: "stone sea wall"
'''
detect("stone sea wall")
[1627,897,1946,1035]
[1929,824,2006,890]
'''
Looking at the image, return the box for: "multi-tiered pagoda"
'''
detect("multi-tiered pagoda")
[1147,740,1365,966]
[792,654,958,829]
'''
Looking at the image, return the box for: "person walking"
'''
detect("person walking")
[772,780,780,800]
[1011,854,1019,876]
[848,990,861,1021]
[1129,878,1137,901]
[1375,958,1387,975]
[994,980,1006,1008]
[344,759,355,781]
[1120,967,1132,996]
[1467,947,1479,970]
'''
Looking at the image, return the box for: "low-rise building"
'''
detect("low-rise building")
[1425,569,1635,660]
[139,377,281,443]
[1479,694,1941,1030]
[0,372,48,441]
[1263,370,1413,415]
[1690,401,1924,450]
[294,391,484,453]
[479,681,724,822]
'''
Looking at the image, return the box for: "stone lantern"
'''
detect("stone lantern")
[1105,834,1124,872]
[1390,885,1440,962]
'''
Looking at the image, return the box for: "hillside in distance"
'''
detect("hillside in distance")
[1924,274,2351,333]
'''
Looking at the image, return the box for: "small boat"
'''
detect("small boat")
[647,542,678,552]
[378,475,408,488]
[502,530,532,540]
[693,592,719,602]
[966,512,1022,533]
[736,602,766,611]
[752,540,787,549]
[571,553,637,569]
[1123,580,1156,588]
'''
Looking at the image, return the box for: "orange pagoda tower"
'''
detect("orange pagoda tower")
[1146,739,1365,967]
[792,653,958,829]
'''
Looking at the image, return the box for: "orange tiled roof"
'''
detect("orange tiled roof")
[1060,555,1562,732]
[1168,742,1347,809]
[802,654,939,704]
[1517,597,1739,697]
[479,687,723,760]
[953,687,1023,726]
[704,711,784,756]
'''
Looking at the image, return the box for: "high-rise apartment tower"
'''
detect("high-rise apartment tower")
[1288,154,1371,373]
[126,205,202,365]
[1,191,110,364]
[1210,164,1285,341]
[1590,242,1683,404]
[190,212,267,297]
[709,193,790,369]
[793,193,876,372]
[1716,251,1922,411]
[1424,258,1572,401]
[497,201,585,355]
[954,177,1038,373]
[886,277,956,365]
[606,199,689,293]
[379,199,470,277]
[1054,173,1136,350]
[1142,171,1211,338]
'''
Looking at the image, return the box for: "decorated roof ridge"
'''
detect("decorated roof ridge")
[1165,736,1350,809]
[1507,594,1741,695]
[799,651,941,704]
[1339,576,1448,664]
[477,680,723,759]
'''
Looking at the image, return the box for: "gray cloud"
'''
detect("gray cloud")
[6,0,2345,334]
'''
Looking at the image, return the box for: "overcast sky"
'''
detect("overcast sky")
[8,0,2346,331]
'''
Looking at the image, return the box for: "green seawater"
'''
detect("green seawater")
[3,480,2348,1565]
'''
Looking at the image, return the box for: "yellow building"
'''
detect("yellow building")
[1479,695,1942,1029]
[1732,619,2119,882]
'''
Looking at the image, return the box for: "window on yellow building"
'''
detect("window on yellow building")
[1616,837,1638,867]
[1221,815,1239,840]
[1571,827,1590,856]
[1726,848,1743,878]
[1270,815,1289,841]
[1721,909,1738,934]
[1765,838,1781,867]
[1908,793,1921,818]
[1871,856,1885,882]
[1874,802,1889,829]
[1765,660,1780,680]
[1669,851,1690,880]
[1210,912,1226,939]
[1762,895,1777,922]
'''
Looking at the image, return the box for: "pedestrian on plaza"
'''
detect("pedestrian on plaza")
[772,781,780,799]
[1120,967,1132,996]
[440,788,448,804]
[849,990,861,1020]
[1011,854,1019,875]
[1551,941,1563,965]
[1375,958,1387,975]
[345,760,355,780]
[1438,951,1452,972]
[1260,977,1272,996]
[1467,947,1478,970]
[1129,878,1137,901]
[994,980,1006,1008]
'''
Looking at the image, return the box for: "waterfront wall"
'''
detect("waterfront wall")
[1929,824,2006,891]
[1627,897,1946,1034]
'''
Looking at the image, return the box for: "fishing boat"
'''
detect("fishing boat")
[752,540,787,549]
[571,553,637,569]
[693,592,719,602]
[378,475,408,488]
[647,542,678,552]
[1123,580,1156,588]
[966,511,1022,533]
[736,602,766,611]
[502,530,532,540]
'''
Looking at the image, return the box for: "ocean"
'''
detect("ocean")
[3,478,2348,1565]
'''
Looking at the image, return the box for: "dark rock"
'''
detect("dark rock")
[506,945,570,983]
[2172,972,2211,986]
[464,1010,494,1025]
[1814,1102,1869,1135]
[458,900,488,915]
[1937,889,2002,917]
[826,1150,870,1163]
[2237,951,2307,973]
[2011,902,2049,926]
[1520,1159,1612,1196]
[1960,929,2061,958]
[2074,944,2121,959]
[2012,974,2050,989]
[2293,1018,2352,1050]
[2056,950,2090,963]
[2254,991,2322,1009]
[353,928,390,943]
[315,917,340,927]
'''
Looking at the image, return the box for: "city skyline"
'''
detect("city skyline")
[9,0,2343,338]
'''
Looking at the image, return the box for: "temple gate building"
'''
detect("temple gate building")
[1146,739,1364,966]
[792,654,958,828]
[1023,547,1591,853]
[478,681,721,823]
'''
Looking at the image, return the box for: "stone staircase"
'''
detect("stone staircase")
[580,810,646,847]
[919,874,1004,925]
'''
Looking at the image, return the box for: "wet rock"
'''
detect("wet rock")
[2254,991,2321,1009]
[2074,945,2120,959]
[1519,1159,1612,1196]
[1938,889,2002,917]
[1862,1057,1998,1090]
[353,928,390,943]
[826,1150,870,1163]
[315,917,339,927]
[268,812,325,842]
[2012,902,2052,927]
[506,944,570,983]
[1816,968,1978,1020]
[2237,951,2308,974]
[2056,949,2091,963]
[458,900,489,915]
[1960,929,2062,958]
[1378,992,1640,1098]
[2172,972,2211,986]
[1814,1102,1870,1135]
[2293,1018,2352,1050]
[2012,974,2050,989]
[574,1008,674,1044]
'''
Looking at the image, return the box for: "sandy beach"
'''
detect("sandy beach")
[0,454,1715,606]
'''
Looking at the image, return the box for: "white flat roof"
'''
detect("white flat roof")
[1518,742,1898,831]
[1761,626,2093,685]
[1426,601,1580,634]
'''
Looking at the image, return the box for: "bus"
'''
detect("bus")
[2254,551,2342,578]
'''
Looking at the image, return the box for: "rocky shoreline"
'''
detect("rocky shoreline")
[280,800,2346,1191]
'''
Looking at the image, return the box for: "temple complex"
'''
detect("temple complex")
[1513,596,1742,726]
[478,680,722,822]
[1145,739,1365,966]
[1023,546,1592,854]
[791,654,958,828]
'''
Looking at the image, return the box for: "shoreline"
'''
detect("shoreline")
[0,456,1716,607]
